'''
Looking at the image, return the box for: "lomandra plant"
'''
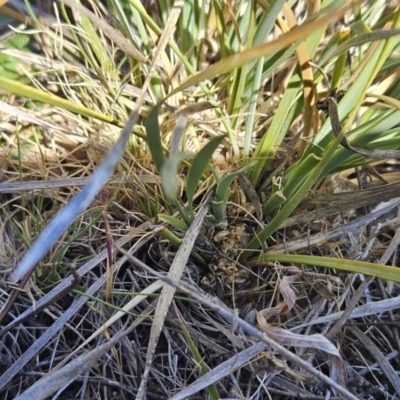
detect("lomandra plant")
[1,0,400,399]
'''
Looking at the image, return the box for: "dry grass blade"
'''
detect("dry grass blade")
[59,281,163,365]
[0,267,81,336]
[268,197,400,253]
[0,219,155,337]
[304,180,400,206]
[237,172,263,221]
[0,227,155,390]
[328,28,400,64]
[0,45,152,102]
[258,310,347,387]
[0,100,71,133]
[1,0,172,325]
[0,261,111,390]
[133,1,197,395]
[13,302,156,400]
[326,277,374,341]
[30,280,163,388]
[136,190,213,398]
[348,326,400,397]
[279,3,315,157]
[169,342,268,400]
[291,296,400,331]
[0,175,159,193]
[325,235,400,341]
[271,375,340,399]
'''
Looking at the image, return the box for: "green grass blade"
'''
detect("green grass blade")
[253,0,286,46]
[212,164,253,221]
[228,0,255,124]
[243,56,263,160]
[278,153,321,209]
[180,0,197,60]
[240,132,345,260]
[312,37,400,152]
[108,0,145,48]
[330,28,350,89]
[180,323,220,400]
[158,214,188,230]
[160,152,188,201]
[145,104,166,172]
[155,225,205,263]
[78,12,118,78]
[186,136,225,213]
[173,198,193,227]
[255,254,400,283]
[283,17,400,198]
[249,73,302,185]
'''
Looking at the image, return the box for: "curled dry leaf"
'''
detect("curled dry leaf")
[257,267,347,389]
[276,265,301,310]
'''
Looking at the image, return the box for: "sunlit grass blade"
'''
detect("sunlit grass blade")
[279,4,315,158]
[74,9,119,80]
[165,1,352,100]
[160,152,189,201]
[278,153,321,208]
[213,0,231,59]
[4,1,400,397]
[253,0,287,47]
[242,56,263,160]
[262,177,286,216]
[283,21,400,191]
[314,19,400,150]
[179,0,198,62]
[319,28,400,67]
[0,76,117,124]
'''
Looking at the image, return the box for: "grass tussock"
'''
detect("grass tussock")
[1,0,400,399]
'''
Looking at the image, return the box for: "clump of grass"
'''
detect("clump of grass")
[1,1,400,399]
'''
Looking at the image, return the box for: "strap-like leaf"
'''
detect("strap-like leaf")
[186,136,225,212]
[212,164,253,221]
[160,152,189,201]
[145,104,166,172]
